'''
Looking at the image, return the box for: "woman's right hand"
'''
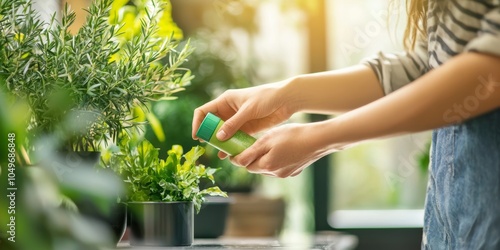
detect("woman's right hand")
[192,80,294,144]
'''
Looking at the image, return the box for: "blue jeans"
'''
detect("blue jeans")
[423,109,500,249]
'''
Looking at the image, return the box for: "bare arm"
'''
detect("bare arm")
[312,52,500,150]
[192,65,385,141]
[285,65,384,114]
[233,52,500,177]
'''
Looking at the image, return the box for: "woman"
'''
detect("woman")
[192,1,500,248]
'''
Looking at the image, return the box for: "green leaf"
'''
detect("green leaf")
[183,146,204,169]
[206,168,217,176]
[146,112,165,142]
[87,83,101,91]
[157,96,178,101]
[169,144,183,156]
[193,196,203,213]
[199,186,228,198]
[159,179,177,192]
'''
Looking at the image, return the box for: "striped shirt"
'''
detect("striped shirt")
[364,0,500,95]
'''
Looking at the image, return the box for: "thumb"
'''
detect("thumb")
[217,108,251,141]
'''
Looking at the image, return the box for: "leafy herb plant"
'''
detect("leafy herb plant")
[0,0,192,151]
[101,135,227,212]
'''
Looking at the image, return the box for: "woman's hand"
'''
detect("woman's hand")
[192,65,384,162]
[230,123,333,178]
[192,81,294,142]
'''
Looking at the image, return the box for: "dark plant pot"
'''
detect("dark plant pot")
[128,201,194,246]
[194,196,231,238]
[57,151,127,245]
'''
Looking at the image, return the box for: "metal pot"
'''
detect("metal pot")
[128,201,193,246]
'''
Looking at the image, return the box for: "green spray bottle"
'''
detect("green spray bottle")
[196,112,256,156]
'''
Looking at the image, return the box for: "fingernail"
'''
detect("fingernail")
[241,160,250,167]
[216,129,227,140]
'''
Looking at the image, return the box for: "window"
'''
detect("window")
[326,0,431,229]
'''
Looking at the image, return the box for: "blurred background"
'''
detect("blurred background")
[32,0,431,249]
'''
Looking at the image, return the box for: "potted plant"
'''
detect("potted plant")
[137,42,263,240]
[0,0,191,244]
[0,0,191,153]
[101,134,227,246]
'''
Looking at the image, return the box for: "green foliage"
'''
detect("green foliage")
[144,20,262,192]
[110,0,183,42]
[101,135,227,212]
[0,90,121,250]
[0,0,192,151]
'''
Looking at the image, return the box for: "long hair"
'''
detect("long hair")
[404,0,428,49]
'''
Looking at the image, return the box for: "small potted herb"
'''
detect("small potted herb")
[101,135,227,246]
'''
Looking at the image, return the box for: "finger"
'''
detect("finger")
[290,167,303,177]
[261,172,277,178]
[248,155,295,178]
[192,109,207,140]
[192,101,219,140]
[291,170,302,177]
[218,151,228,160]
[245,155,270,175]
[272,168,295,178]
[217,105,252,141]
[231,140,266,168]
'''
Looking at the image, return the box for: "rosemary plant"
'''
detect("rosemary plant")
[0,0,192,151]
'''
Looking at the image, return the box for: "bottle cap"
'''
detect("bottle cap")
[196,112,221,142]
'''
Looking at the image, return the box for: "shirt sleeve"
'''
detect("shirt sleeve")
[464,7,500,56]
[362,41,429,95]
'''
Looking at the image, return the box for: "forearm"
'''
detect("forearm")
[311,53,500,151]
[284,65,384,114]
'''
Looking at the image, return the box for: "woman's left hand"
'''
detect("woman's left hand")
[230,123,332,178]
